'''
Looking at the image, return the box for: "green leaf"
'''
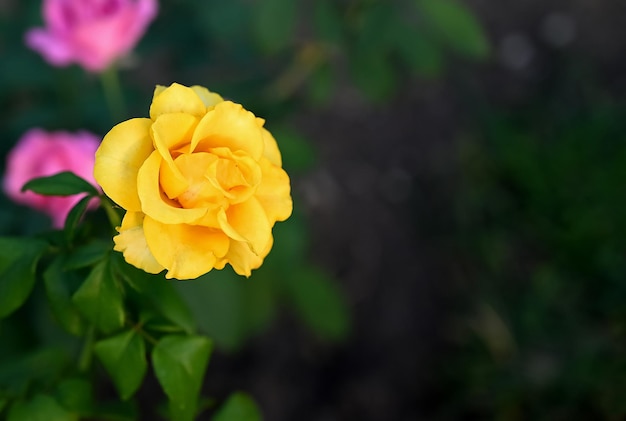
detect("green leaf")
[269,126,317,174]
[0,348,69,396]
[21,171,100,197]
[349,2,396,101]
[63,241,111,270]
[417,0,490,59]
[212,392,262,421]
[54,378,93,415]
[95,330,147,400]
[264,212,309,271]
[152,335,212,421]
[63,195,93,243]
[253,0,297,53]
[136,307,188,334]
[0,237,48,319]
[199,1,249,41]
[114,257,195,334]
[391,23,444,77]
[72,259,125,333]
[7,395,77,421]
[313,0,344,46]
[355,2,394,50]
[177,270,278,352]
[175,271,247,351]
[43,257,88,336]
[285,266,350,341]
[350,48,395,102]
[307,61,334,106]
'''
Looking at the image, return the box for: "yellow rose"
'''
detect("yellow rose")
[94,83,293,280]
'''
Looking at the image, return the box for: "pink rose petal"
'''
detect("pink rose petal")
[26,0,158,72]
[3,129,102,229]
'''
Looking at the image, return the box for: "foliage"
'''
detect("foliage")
[448,102,626,419]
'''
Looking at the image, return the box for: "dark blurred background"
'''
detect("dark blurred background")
[2,0,626,420]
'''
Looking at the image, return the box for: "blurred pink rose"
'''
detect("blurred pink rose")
[3,129,101,228]
[25,0,158,72]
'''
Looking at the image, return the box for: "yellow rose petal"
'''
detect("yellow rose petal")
[143,216,230,280]
[137,151,207,224]
[159,155,190,200]
[206,148,262,204]
[150,83,207,120]
[113,212,165,274]
[261,128,282,167]
[255,158,293,224]
[191,85,224,108]
[150,112,198,196]
[94,118,154,212]
[151,112,198,151]
[223,235,274,277]
[191,101,264,160]
[152,85,167,99]
[173,152,224,209]
[218,196,271,254]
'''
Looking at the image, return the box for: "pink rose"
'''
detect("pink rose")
[25,0,158,73]
[3,129,101,229]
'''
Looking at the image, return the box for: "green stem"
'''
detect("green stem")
[136,325,159,347]
[101,66,126,122]
[127,319,158,346]
[78,326,96,373]
[101,196,122,229]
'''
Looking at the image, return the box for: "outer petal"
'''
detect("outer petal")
[113,211,165,274]
[191,101,264,160]
[255,157,293,224]
[190,86,224,108]
[71,0,157,72]
[4,129,56,201]
[5,129,101,228]
[261,128,282,167]
[152,85,167,100]
[95,118,153,212]
[150,83,207,120]
[25,29,74,66]
[218,196,271,255]
[223,235,274,277]
[43,0,71,33]
[136,151,207,224]
[143,216,230,280]
[151,113,197,151]
[126,0,159,46]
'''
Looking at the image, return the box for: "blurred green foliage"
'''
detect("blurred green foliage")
[211,392,262,421]
[449,102,626,418]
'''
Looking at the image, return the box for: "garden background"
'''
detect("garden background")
[2,0,626,420]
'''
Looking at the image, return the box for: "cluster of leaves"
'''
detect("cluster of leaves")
[0,174,263,420]
[445,102,626,418]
